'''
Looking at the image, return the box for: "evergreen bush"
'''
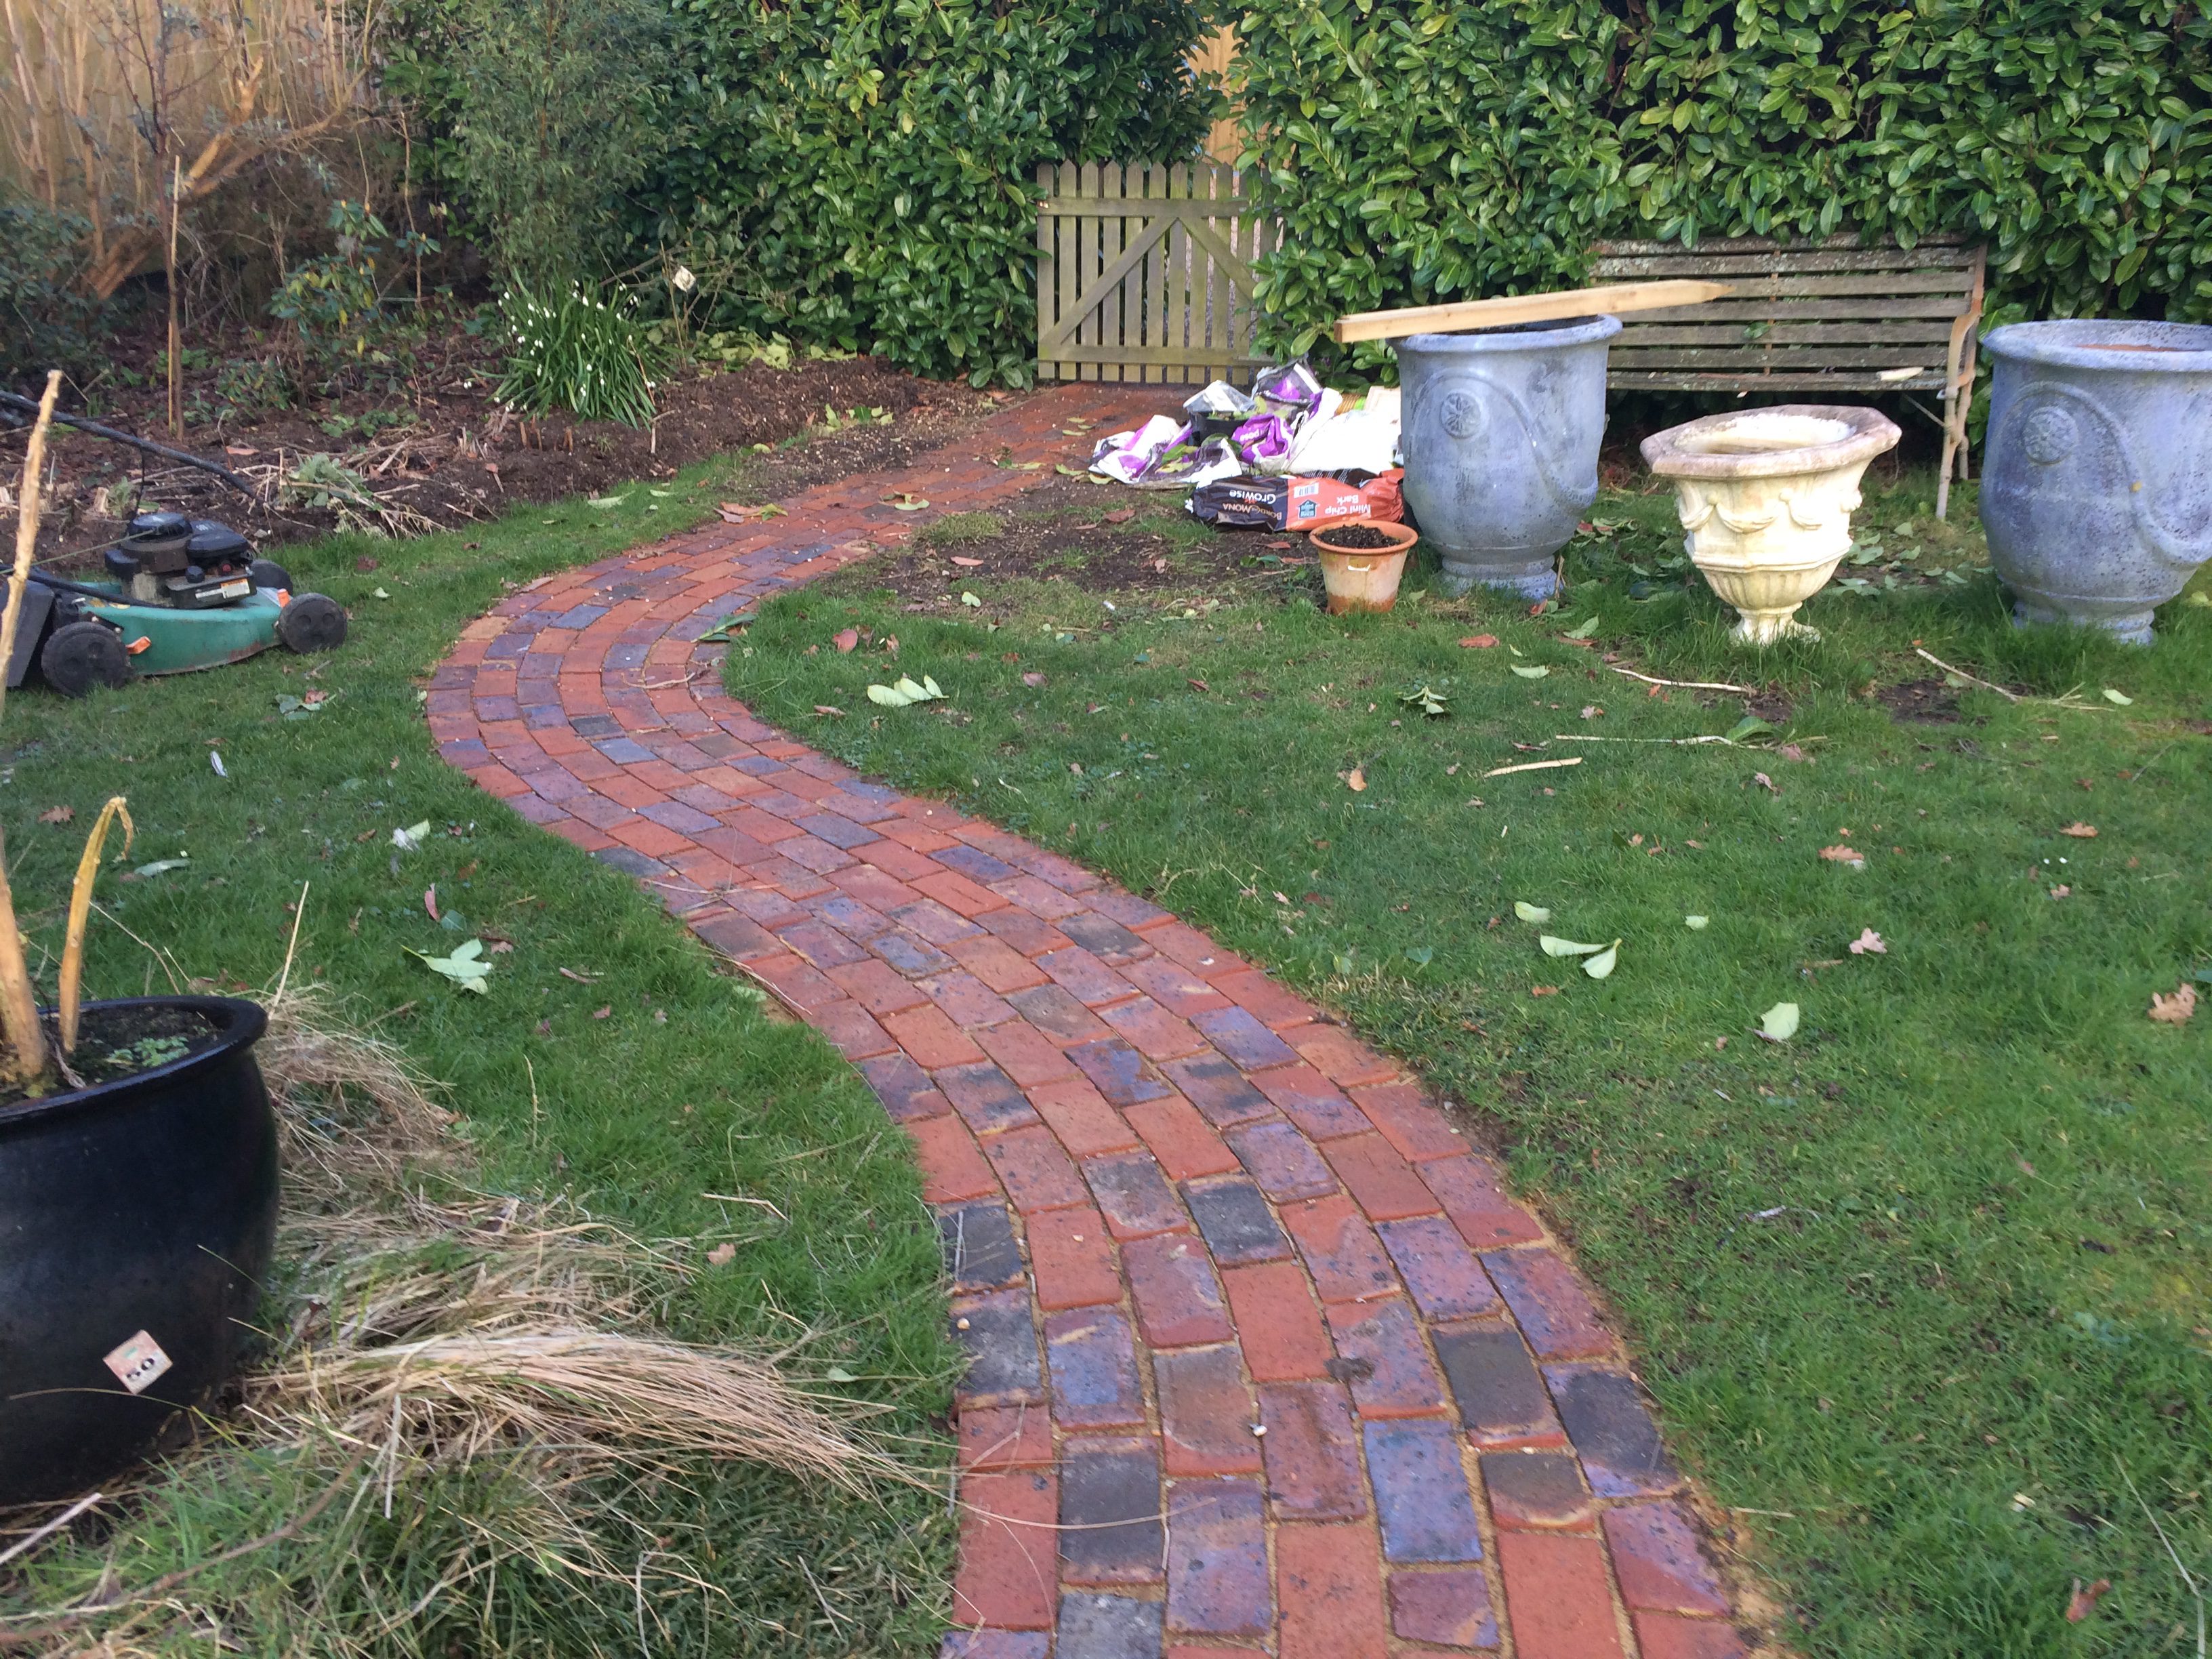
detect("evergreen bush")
[1233,0,2212,369]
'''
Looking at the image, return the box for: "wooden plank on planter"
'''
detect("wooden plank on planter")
[1332,279,1734,344]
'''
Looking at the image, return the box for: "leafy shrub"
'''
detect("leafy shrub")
[655,0,1223,385]
[495,285,662,426]
[448,0,669,290]
[268,201,436,372]
[0,191,105,377]
[1235,0,2212,370]
[384,0,1223,383]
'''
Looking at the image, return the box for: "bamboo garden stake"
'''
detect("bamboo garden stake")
[0,371,131,1092]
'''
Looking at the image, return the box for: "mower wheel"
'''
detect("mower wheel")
[276,592,347,653]
[249,558,295,593]
[39,621,132,697]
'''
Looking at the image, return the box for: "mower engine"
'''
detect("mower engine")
[106,511,262,609]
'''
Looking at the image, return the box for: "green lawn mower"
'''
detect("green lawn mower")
[5,513,347,697]
[2,390,346,697]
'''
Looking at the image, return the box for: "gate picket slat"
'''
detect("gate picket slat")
[1054,163,1078,380]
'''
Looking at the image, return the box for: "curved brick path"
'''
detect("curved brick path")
[432,387,1755,1659]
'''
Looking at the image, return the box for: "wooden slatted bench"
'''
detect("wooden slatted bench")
[1589,234,1987,518]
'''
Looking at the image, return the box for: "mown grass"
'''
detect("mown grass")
[1,459,956,1653]
[732,474,2212,1659]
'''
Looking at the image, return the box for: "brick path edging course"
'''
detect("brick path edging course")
[432,386,1757,1658]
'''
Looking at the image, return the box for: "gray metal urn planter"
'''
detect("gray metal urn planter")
[1980,319,2212,643]
[1398,315,1622,600]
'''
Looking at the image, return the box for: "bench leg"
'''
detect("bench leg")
[1937,425,1955,522]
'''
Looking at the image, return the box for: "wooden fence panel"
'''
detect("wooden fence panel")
[1036,162,1269,386]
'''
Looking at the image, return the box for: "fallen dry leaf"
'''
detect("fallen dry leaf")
[1188,678,1210,693]
[1103,508,1136,525]
[1530,985,1560,997]
[1022,672,1047,688]
[1754,772,1778,794]
[424,886,440,921]
[1345,766,1368,792]
[1820,845,1866,869]
[2149,982,2196,1025]
[2050,884,2070,899]
[813,704,847,718]
[591,1004,613,1020]
[558,966,598,983]
[2066,1579,2112,1624]
[37,805,73,824]
[1848,928,1886,955]
[1459,634,1499,649]
[2060,822,2099,838]
[833,628,859,653]
[950,556,985,567]
[705,1242,737,1267]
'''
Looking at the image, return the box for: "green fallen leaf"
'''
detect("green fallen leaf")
[2102,687,2133,705]
[867,675,945,708]
[1727,715,1778,743]
[962,591,982,607]
[1511,664,1550,680]
[1513,901,1551,924]
[1054,464,1086,477]
[392,820,432,852]
[2185,591,2212,609]
[696,613,756,643]
[1559,615,1599,640]
[586,494,628,509]
[824,1365,858,1382]
[1584,941,1620,979]
[410,937,491,993]
[1399,684,1450,717]
[1540,935,1607,957]
[1404,945,1435,966]
[1685,914,1710,930]
[1759,1000,1801,1042]
[371,586,392,599]
[131,857,190,878]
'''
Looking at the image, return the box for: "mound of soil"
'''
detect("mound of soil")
[825,473,1322,612]
[5,316,1000,567]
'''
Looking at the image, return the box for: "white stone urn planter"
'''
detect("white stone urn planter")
[1641,406,1900,643]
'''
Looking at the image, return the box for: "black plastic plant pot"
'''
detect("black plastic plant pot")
[0,997,279,1507]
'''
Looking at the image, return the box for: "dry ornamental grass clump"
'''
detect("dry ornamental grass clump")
[0,986,926,1655]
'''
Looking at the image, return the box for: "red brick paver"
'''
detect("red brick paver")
[435,386,1753,1656]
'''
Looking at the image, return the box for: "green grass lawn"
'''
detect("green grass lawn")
[733,474,2212,1659]
[2,460,955,1654]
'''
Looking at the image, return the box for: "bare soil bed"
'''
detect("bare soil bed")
[4,315,998,569]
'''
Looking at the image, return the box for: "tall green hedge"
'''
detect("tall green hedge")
[1233,0,2212,369]
[380,0,1222,386]
[654,0,1220,385]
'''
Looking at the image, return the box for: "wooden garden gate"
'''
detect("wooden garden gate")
[1035,162,1270,386]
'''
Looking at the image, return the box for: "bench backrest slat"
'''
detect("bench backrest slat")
[1588,234,1985,392]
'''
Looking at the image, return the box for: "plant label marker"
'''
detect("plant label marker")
[102,1330,173,1395]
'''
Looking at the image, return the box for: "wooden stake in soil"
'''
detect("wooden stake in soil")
[167,155,183,438]
[0,370,61,1088]
[1332,279,1734,344]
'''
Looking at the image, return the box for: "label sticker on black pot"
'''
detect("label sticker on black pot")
[103,1331,173,1395]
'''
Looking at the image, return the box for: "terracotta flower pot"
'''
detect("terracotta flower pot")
[1641,405,1900,643]
[1311,520,1418,614]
